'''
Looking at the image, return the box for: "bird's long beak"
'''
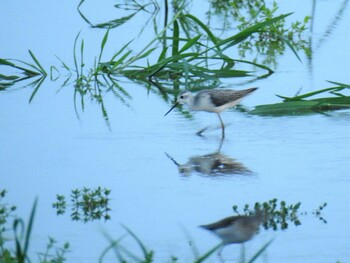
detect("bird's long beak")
[164,102,178,116]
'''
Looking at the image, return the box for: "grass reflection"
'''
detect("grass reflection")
[0,51,47,102]
[1,0,349,124]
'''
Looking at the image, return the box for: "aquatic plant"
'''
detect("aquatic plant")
[251,81,350,115]
[0,51,46,102]
[53,187,111,223]
[0,192,69,263]
[232,198,327,231]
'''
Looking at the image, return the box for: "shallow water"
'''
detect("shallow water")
[1,0,350,262]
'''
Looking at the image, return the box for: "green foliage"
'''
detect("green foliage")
[209,0,310,66]
[0,51,47,100]
[232,198,327,231]
[77,0,159,29]
[0,190,17,260]
[53,187,112,223]
[99,226,154,263]
[0,191,69,263]
[38,237,70,263]
[251,81,350,116]
[12,198,38,263]
[0,1,311,126]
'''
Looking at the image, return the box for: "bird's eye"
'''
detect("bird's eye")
[180,95,184,99]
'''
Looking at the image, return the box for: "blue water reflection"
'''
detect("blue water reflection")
[1,0,350,262]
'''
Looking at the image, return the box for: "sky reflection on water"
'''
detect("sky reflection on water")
[1,0,350,262]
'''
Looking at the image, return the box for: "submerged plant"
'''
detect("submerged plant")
[53,187,112,223]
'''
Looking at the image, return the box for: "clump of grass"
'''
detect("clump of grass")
[0,50,47,102]
[0,1,312,127]
[251,81,350,116]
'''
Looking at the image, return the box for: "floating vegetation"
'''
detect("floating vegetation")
[251,81,350,116]
[232,198,327,231]
[53,187,112,223]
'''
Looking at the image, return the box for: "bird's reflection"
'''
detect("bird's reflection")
[166,138,252,177]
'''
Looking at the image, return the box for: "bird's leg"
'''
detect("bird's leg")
[240,243,246,262]
[217,244,225,263]
[217,113,225,138]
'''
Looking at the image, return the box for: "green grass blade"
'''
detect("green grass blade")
[29,76,47,103]
[184,14,218,45]
[233,59,274,75]
[279,36,301,62]
[13,218,25,262]
[73,31,82,77]
[99,28,110,64]
[121,225,149,259]
[179,35,202,53]
[99,232,126,263]
[23,198,38,260]
[326,80,350,88]
[111,50,133,68]
[276,87,343,101]
[93,13,137,28]
[251,96,350,116]
[194,243,222,263]
[0,73,20,81]
[110,39,133,62]
[80,38,84,75]
[220,13,293,49]
[247,239,274,263]
[172,20,180,56]
[157,46,168,62]
[0,58,16,67]
[28,50,47,75]
[77,0,93,26]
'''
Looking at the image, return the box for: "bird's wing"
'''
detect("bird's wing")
[200,216,243,230]
[208,89,256,107]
